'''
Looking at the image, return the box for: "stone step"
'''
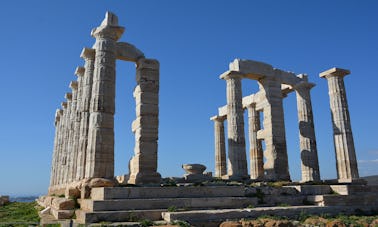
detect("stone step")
[91,186,245,200]
[330,185,378,195]
[307,193,378,206]
[80,197,258,211]
[75,209,165,224]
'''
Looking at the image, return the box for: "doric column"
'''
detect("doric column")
[66,81,78,183]
[128,58,161,184]
[210,115,227,178]
[294,74,320,182]
[247,104,264,180]
[259,77,290,181]
[76,48,95,180]
[55,102,67,187]
[320,68,359,182]
[49,109,62,187]
[85,12,124,178]
[220,71,248,180]
[60,94,72,185]
[71,67,85,181]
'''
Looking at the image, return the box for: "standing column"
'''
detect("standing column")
[86,12,124,178]
[60,94,72,185]
[76,48,95,180]
[210,115,227,178]
[295,74,320,182]
[49,109,62,188]
[128,58,161,184]
[247,104,264,180]
[220,71,248,180]
[66,81,78,183]
[320,68,359,182]
[259,78,290,181]
[71,67,85,181]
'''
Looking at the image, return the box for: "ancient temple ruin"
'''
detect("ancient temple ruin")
[38,12,377,225]
[211,59,359,183]
[49,12,161,196]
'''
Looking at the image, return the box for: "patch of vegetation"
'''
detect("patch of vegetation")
[170,220,191,227]
[139,219,153,227]
[266,181,290,187]
[0,201,40,226]
[167,206,177,212]
[246,204,254,209]
[276,203,290,207]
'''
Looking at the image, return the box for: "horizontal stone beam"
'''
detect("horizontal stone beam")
[116,42,145,62]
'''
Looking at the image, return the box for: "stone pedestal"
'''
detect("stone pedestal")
[211,115,227,178]
[86,12,124,179]
[295,75,320,182]
[320,68,359,182]
[259,78,290,181]
[128,58,161,185]
[247,104,264,180]
[76,48,95,180]
[221,71,248,180]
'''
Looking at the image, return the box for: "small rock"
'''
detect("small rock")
[326,220,346,227]
[219,221,242,227]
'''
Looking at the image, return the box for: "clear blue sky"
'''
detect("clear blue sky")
[0,1,377,196]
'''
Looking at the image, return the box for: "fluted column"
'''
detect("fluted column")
[295,74,320,182]
[70,67,85,181]
[76,48,95,180]
[220,71,248,180]
[128,58,161,184]
[66,81,78,183]
[320,68,359,182]
[60,94,72,185]
[259,77,290,181]
[86,12,124,178]
[49,109,62,187]
[247,104,264,180]
[211,115,227,178]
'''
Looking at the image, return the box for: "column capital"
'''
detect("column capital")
[91,12,125,41]
[75,66,85,77]
[220,70,244,80]
[319,67,350,78]
[69,81,78,90]
[294,81,315,91]
[65,93,72,101]
[55,109,61,121]
[61,102,67,109]
[210,115,226,122]
[80,47,95,60]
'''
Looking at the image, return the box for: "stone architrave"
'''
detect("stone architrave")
[210,115,227,178]
[258,77,290,181]
[220,71,248,180]
[60,94,72,185]
[49,109,62,187]
[70,67,85,181]
[85,12,124,179]
[320,68,359,182]
[128,58,161,184]
[76,48,95,180]
[66,81,78,183]
[247,103,264,180]
[294,74,320,182]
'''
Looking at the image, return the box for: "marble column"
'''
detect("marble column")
[60,94,72,185]
[71,67,85,181]
[211,115,227,178]
[259,78,290,181]
[50,109,62,187]
[85,12,124,179]
[220,71,248,180]
[247,104,264,180]
[320,68,359,182]
[76,48,95,180]
[294,74,320,182]
[66,81,78,183]
[128,58,161,184]
[56,102,67,186]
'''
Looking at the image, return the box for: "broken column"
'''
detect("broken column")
[320,68,359,182]
[259,77,290,181]
[294,74,320,182]
[85,12,124,179]
[247,103,264,180]
[128,58,161,184]
[210,115,227,178]
[76,48,95,180]
[220,71,248,180]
